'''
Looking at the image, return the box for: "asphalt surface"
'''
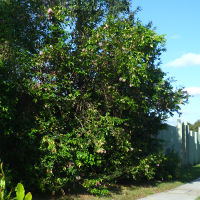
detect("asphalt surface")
[139,178,200,200]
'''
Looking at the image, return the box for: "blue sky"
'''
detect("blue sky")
[132,0,200,126]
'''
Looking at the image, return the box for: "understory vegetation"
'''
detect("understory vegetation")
[0,0,189,198]
[33,163,200,199]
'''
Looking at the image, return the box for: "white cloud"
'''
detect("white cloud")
[165,53,200,67]
[184,87,200,96]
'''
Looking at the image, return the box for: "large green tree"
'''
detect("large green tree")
[0,0,188,195]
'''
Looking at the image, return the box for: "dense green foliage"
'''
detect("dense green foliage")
[0,0,188,196]
[131,151,180,182]
[189,120,200,132]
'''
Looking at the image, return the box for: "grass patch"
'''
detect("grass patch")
[35,164,200,200]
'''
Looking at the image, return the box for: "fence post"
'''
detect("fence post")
[177,120,183,165]
[189,130,195,165]
[182,121,187,166]
[185,122,190,166]
[198,127,200,163]
[194,131,198,164]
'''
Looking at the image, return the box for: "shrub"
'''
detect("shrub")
[130,152,180,182]
[0,0,188,196]
[131,153,166,181]
[156,151,181,180]
[82,178,108,196]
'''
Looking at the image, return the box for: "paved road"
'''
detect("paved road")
[139,178,200,200]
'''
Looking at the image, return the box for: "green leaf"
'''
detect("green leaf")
[0,178,5,190]
[0,58,3,66]
[0,189,4,200]
[24,192,32,200]
[15,183,25,200]
[0,163,5,200]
